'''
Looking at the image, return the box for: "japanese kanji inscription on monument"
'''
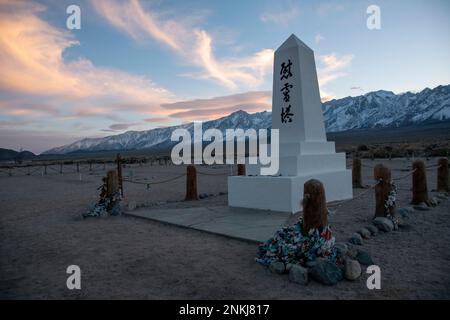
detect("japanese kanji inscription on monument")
[280,59,294,123]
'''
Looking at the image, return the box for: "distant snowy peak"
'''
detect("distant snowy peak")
[43,85,450,154]
[323,84,450,132]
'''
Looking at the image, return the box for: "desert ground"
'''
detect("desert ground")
[0,157,449,299]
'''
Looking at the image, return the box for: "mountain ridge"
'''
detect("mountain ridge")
[43,84,450,155]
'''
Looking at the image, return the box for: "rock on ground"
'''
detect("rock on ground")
[349,232,363,245]
[344,259,361,281]
[289,265,309,285]
[309,260,343,285]
[358,228,371,239]
[269,261,285,274]
[366,225,378,235]
[373,217,394,232]
[356,250,374,266]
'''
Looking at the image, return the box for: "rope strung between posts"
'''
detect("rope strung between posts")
[196,169,230,176]
[122,172,185,185]
[393,168,417,182]
[328,179,382,209]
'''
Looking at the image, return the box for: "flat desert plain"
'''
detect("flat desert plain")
[0,158,449,299]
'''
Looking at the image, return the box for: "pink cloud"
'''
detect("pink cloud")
[162,91,271,120]
[0,1,175,119]
[93,0,274,90]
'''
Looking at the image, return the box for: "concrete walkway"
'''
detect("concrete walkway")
[125,206,290,243]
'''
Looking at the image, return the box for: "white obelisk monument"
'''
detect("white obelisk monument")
[228,34,352,213]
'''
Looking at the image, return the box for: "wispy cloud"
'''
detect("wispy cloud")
[92,0,274,90]
[0,1,174,124]
[144,117,173,123]
[317,2,345,16]
[161,91,271,120]
[107,123,141,131]
[315,33,325,44]
[317,53,354,101]
[260,5,300,26]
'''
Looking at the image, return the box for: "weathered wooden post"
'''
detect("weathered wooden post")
[89,161,93,172]
[103,162,106,170]
[44,164,47,175]
[302,179,327,234]
[60,163,63,174]
[76,162,80,173]
[352,157,363,188]
[27,167,30,176]
[374,164,394,217]
[437,158,449,192]
[8,167,12,177]
[412,160,429,205]
[237,164,246,176]
[106,170,119,198]
[105,170,120,211]
[116,154,124,197]
[185,165,198,201]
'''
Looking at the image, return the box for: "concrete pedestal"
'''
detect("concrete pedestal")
[228,168,352,214]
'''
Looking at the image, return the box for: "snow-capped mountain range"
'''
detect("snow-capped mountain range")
[43,85,450,155]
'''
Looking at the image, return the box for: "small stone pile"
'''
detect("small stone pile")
[256,217,339,267]
[256,217,346,285]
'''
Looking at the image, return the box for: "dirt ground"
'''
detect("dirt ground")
[0,158,449,299]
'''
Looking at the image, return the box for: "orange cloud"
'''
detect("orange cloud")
[317,53,354,100]
[93,0,274,90]
[0,1,174,116]
[162,91,271,120]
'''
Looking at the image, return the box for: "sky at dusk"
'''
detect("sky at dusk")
[0,0,449,153]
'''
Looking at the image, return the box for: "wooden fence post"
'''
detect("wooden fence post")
[185,165,198,201]
[437,158,449,192]
[44,164,47,175]
[89,161,92,171]
[106,170,119,211]
[302,179,328,234]
[106,170,119,198]
[60,163,63,174]
[352,157,363,188]
[237,164,246,176]
[374,164,394,217]
[116,154,124,197]
[412,160,429,205]
[76,162,80,173]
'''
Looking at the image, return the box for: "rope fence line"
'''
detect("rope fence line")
[393,168,417,182]
[122,173,186,186]
[328,180,381,209]
[357,160,442,170]
[196,169,231,176]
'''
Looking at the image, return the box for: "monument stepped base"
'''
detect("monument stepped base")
[228,169,352,213]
